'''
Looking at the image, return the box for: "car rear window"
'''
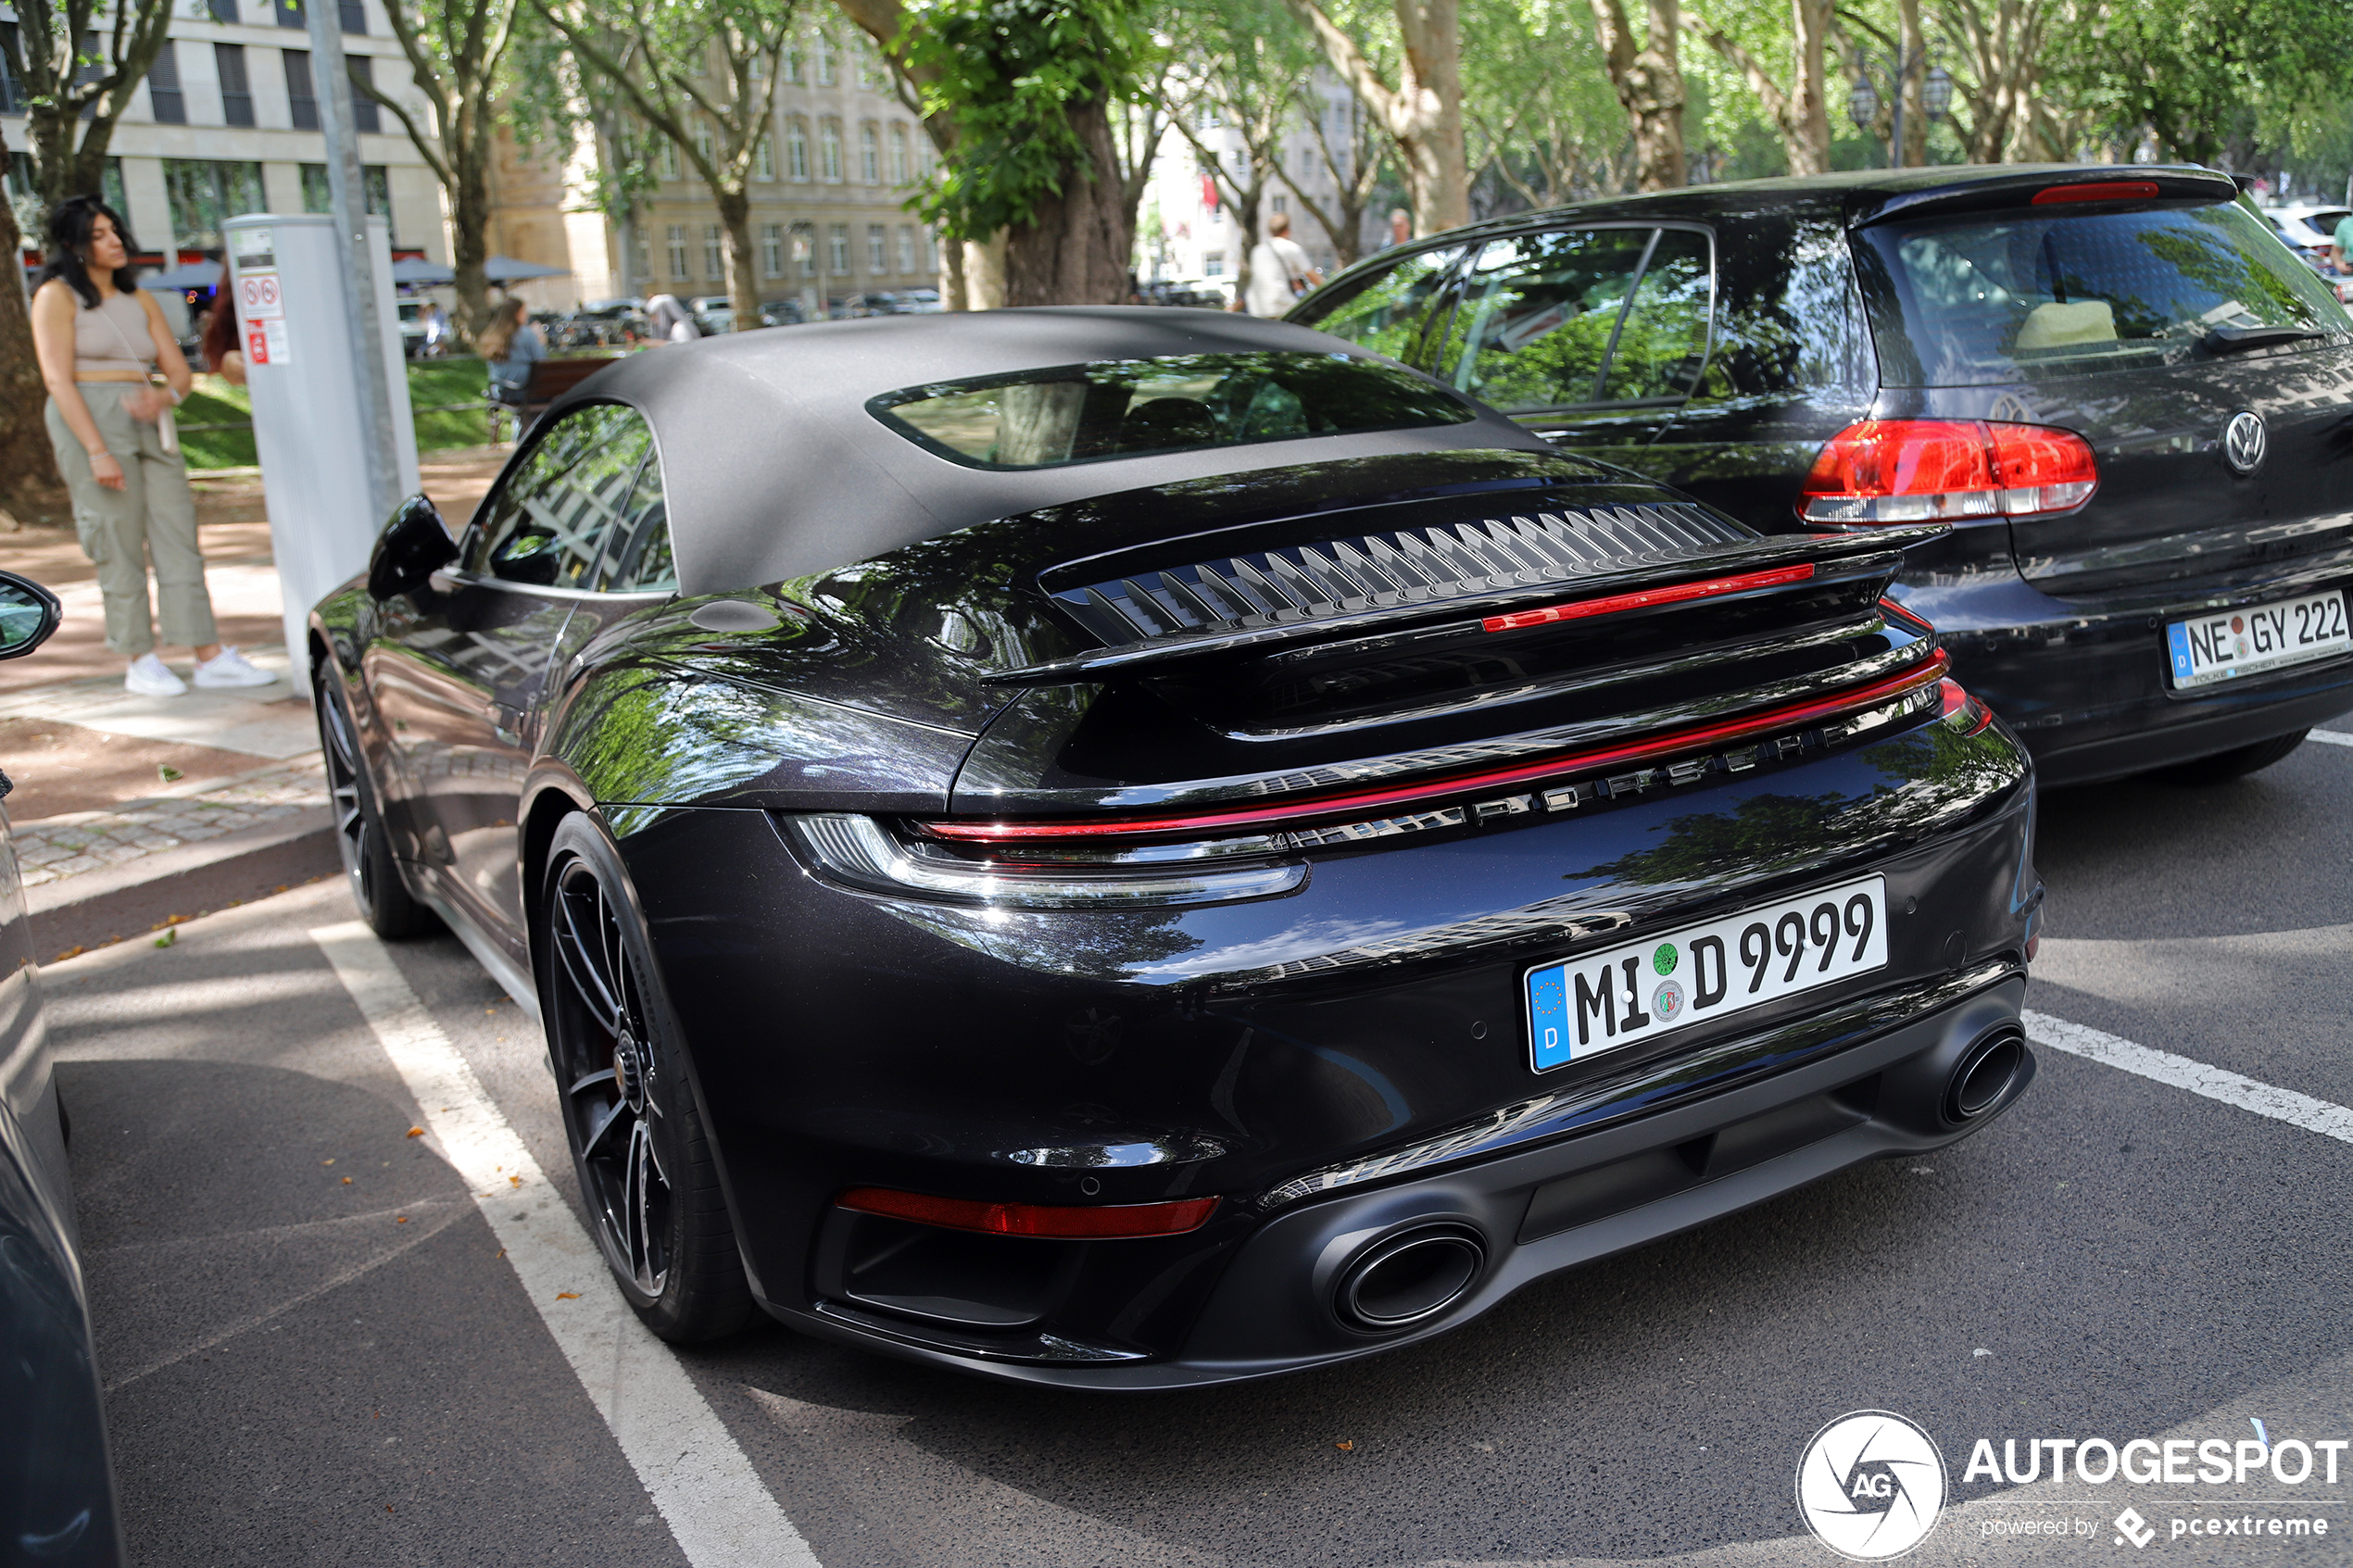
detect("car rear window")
[869,350,1474,470]
[1856,200,2351,386]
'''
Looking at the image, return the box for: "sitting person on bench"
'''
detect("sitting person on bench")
[482,297,546,409]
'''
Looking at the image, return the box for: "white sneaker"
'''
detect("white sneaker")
[192,646,277,689]
[125,653,187,697]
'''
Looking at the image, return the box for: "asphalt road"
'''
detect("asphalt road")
[45,736,2353,1568]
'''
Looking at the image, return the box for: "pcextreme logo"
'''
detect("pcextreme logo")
[1796,1411,1949,1561]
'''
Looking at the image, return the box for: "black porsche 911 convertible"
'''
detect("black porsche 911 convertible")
[311,308,2041,1389]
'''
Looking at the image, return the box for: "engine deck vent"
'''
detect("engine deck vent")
[1050,503,1755,649]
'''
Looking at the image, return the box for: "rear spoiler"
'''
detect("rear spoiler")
[988,524,1944,685]
[1848,165,2237,230]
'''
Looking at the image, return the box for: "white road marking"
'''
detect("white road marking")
[310,921,820,1568]
[2309,728,2353,746]
[2022,1008,2353,1147]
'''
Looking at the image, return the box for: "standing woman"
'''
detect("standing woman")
[31,196,272,696]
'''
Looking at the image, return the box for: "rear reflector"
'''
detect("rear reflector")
[1482,563,1816,633]
[2032,181,2159,205]
[1800,420,2096,524]
[837,1188,1221,1239]
[1939,677,1994,736]
[923,650,1949,845]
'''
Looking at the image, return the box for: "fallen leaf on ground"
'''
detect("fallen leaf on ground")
[556,1291,580,1300]
[395,1216,409,1224]
[1335,1440,1354,1451]
[405,1127,424,1138]
[157,764,182,782]
[342,1177,352,1185]
[322,1159,334,1166]
[508,1174,522,1186]
[153,929,175,948]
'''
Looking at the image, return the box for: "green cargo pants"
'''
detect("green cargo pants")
[44,383,219,659]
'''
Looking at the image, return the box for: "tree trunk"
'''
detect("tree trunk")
[963,232,1007,309]
[1786,0,1832,177]
[1897,0,1928,166]
[718,187,761,328]
[1000,100,1133,307]
[0,126,71,530]
[942,240,969,312]
[1399,0,1469,231]
[1593,0,1685,193]
[450,111,497,343]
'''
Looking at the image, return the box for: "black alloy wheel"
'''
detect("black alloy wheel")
[315,674,436,938]
[540,813,752,1341]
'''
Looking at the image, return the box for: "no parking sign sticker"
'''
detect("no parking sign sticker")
[236,269,291,366]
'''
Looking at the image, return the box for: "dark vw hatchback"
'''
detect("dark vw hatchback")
[314,311,2039,1388]
[1294,165,2353,785]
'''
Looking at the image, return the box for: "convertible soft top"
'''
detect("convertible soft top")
[539,307,1546,596]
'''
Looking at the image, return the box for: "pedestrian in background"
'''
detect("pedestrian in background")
[421,301,449,357]
[1382,208,1412,251]
[31,195,272,697]
[199,299,245,384]
[481,295,547,425]
[1244,211,1321,319]
[644,295,700,344]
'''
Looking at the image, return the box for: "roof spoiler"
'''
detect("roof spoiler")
[1849,165,2237,230]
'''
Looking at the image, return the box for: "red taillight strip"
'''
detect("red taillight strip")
[925,650,1952,844]
[1480,563,1817,633]
[837,1187,1221,1238]
[2033,181,2159,205]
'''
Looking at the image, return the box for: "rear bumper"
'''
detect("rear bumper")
[771,967,2030,1389]
[1894,571,2353,787]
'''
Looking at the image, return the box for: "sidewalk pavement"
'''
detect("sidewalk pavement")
[0,443,510,957]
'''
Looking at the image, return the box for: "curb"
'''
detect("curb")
[27,807,339,960]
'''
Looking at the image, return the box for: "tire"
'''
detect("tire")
[2159,728,2309,785]
[315,673,439,938]
[539,813,752,1342]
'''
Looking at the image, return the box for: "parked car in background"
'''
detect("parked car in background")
[0,569,122,1565]
[1293,164,2353,787]
[760,298,812,326]
[396,299,430,358]
[2265,202,2349,259]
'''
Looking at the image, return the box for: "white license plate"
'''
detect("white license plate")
[1524,877,1887,1073]
[2166,590,2351,689]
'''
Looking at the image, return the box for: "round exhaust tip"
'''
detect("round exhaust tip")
[1946,1027,2025,1123]
[1334,1225,1486,1333]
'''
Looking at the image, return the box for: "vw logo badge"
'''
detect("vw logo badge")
[2223,410,2268,475]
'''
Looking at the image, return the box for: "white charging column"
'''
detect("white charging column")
[223,213,421,691]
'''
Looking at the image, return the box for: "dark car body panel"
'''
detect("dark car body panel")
[1293,166,2353,785]
[311,308,2038,1386]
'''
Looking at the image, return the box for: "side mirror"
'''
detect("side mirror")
[0,572,61,660]
[368,493,459,602]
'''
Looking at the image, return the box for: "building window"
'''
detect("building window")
[1203,250,1225,278]
[791,222,814,278]
[827,223,849,276]
[1271,193,1286,214]
[705,224,724,279]
[818,119,842,182]
[271,0,365,32]
[632,228,650,281]
[283,49,318,131]
[813,31,835,85]
[783,41,802,83]
[147,42,186,123]
[666,223,688,278]
[163,158,265,251]
[694,119,713,166]
[347,56,379,132]
[754,134,774,181]
[887,123,909,184]
[785,118,809,182]
[0,30,24,117]
[215,44,255,127]
[299,162,392,224]
[897,224,917,274]
[207,0,237,20]
[859,123,879,185]
[865,223,887,274]
[657,140,679,181]
[761,223,783,278]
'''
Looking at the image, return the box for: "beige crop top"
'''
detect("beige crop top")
[73,291,153,377]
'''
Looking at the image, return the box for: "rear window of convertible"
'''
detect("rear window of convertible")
[1857,199,2352,386]
[869,350,1475,469]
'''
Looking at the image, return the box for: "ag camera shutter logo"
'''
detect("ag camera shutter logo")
[1796,1410,1948,1560]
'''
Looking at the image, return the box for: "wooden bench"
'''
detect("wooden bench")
[494,355,618,442]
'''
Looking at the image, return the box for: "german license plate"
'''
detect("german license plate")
[2166,590,2350,689]
[1524,877,1887,1073]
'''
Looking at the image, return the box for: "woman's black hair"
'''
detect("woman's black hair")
[40,194,143,308]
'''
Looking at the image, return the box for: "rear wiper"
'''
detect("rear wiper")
[2202,321,2330,352]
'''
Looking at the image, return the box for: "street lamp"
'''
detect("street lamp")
[1848,52,1951,169]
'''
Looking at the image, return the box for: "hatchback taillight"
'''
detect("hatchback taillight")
[1799,420,2097,525]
